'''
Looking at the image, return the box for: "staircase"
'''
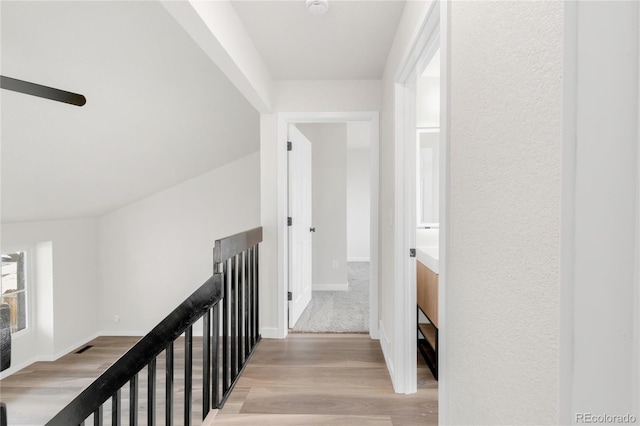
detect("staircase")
[45,227,262,426]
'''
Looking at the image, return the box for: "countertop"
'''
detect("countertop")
[416,246,439,274]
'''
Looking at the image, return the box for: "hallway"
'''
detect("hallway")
[0,334,436,425]
[212,334,437,425]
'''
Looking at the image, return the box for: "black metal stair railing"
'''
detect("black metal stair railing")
[45,227,262,426]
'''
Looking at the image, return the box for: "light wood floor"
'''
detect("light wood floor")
[212,334,438,425]
[0,334,437,426]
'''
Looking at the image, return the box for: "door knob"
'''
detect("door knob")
[310,227,316,232]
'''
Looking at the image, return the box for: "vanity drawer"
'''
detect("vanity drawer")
[417,261,438,327]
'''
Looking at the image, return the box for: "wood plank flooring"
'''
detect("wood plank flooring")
[0,336,140,425]
[212,334,438,425]
[0,334,437,426]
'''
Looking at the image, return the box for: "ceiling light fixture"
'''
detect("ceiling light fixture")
[306,0,329,15]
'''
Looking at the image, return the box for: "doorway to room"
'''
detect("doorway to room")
[287,121,372,334]
[276,112,379,340]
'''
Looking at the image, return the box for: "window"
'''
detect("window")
[1,251,28,334]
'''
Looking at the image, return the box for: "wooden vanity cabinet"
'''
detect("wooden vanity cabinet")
[417,261,438,380]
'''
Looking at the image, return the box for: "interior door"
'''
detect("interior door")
[288,125,313,328]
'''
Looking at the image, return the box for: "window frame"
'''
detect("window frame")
[1,247,33,337]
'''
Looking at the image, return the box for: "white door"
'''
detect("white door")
[288,125,313,327]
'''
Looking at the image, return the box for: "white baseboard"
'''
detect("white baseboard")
[0,331,102,379]
[313,282,349,291]
[379,320,395,386]
[0,356,40,379]
[0,323,283,380]
[260,327,281,339]
[99,330,146,337]
[50,331,102,361]
[348,257,370,262]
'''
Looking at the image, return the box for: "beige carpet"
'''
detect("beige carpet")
[290,262,369,333]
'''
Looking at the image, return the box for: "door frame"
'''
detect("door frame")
[392,0,449,402]
[276,111,380,339]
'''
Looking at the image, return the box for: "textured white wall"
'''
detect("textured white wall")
[98,153,261,334]
[274,80,381,112]
[1,218,99,374]
[296,124,348,288]
[447,2,563,423]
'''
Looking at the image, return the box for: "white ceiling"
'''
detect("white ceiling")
[1,0,406,223]
[231,0,407,80]
[1,1,259,223]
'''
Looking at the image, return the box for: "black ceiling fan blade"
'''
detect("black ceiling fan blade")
[0,75,86,106]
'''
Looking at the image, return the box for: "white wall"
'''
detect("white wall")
[274,80,381,112]
[98,152,261,334]
[347,122,371,261]
[296,124,348,289]
[564,2,639,422]
[1,218,99,376]
[416,76,439,128]
[447,2,563,423]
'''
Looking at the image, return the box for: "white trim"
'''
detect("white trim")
[276,112,380,341]
[393,0,441,396]
[635,1,640,416]
[438,0,451,421]
[0,331,101,379]
[378,320,394,382]
[0,355,39,380]
[313,282,348,291]
[259,327,280,339]
[347,257,370,262]
[98,330,147,337]
[50,331,102,361]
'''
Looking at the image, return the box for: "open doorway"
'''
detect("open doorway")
[288,122,371,333]
[391,0,446,397]
[275,112,379,340]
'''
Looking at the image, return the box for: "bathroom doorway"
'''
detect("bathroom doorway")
[392,0,448,403]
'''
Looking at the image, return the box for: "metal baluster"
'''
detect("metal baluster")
[237,253,244,368]
[148,358,156,425]
[185,326,193,426]
[223,260,229,392]
[166,343,174,426]
[230,256,237,379]
[253,245,260,342]
[203,308,211,418]
[246,247,253,351]
[93,405,102,426]
[212,302,220,408]
[244,250,250,357]
[250,246,256,347]
[130,374,138,426]
[112,389,121,426]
